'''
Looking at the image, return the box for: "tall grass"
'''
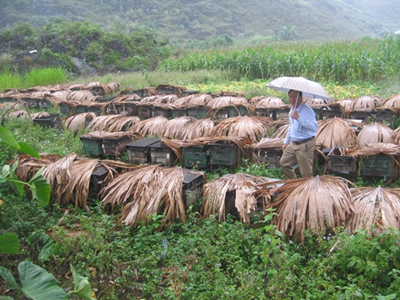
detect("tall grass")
[24,67,67,87]
[161,36,400,83]
[0,67,23,91]
[0,67,67,91]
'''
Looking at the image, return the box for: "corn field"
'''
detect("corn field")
[161,36,400,82]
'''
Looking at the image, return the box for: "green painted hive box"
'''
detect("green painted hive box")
[183,145,210,169]
[80,135,103,157]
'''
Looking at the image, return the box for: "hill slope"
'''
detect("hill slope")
[1,0,400,45]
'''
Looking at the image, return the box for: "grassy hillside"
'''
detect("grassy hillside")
[1,0,400,47]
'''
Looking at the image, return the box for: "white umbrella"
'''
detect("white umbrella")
[266,76,330,100]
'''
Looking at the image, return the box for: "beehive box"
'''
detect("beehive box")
[273,107,291,120]
[75,104,87,115]
[255,108,274,118]
[349,111,372,124]
[80,135,103,157]
[151,107,171,118]
[89,165,109,198]
[224,190,240,219]
[32,113,61,129]
[182,170,205,207]
[183,145,210,169]
[254,148,282,169]
[228,105,249,117]
[115,102,138,116]
[187,106,209,119]
[321,106,343,119]
[172,108,188,118]
[214,108,229,120]
[38,99,52,109]
[209,142,239,167]
[138,105,152,119]
[360,153,394,178]
[126,138,160,164]
[374,109,397,126]
[86,104,104,116]
[149,141,178,166]
[182,90,199,96]
[102,135,136,157]
[59,102,75,116]
[326,147,358,176]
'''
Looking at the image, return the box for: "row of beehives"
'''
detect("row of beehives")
[2,81,400,123]
[12,149,400,242]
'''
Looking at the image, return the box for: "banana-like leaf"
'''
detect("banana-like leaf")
[71,264,95,300]
[28,168,51,208]
[0,266,19,290]
[0,125,20,149]
[0,232,19,254]
[19,261,67,300]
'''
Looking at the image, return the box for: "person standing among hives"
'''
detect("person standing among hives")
[280,89,318,179]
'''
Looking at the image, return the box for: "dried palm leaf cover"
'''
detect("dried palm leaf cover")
[336,99,356,117]
[8,109,28,118]
[140,95,178,104]
[304,97,333,108]
[31,112,50,119]
[203,173,275,223]
[212,116,271,143]
[67,90,98,102]
[10,153,61,182]
[392,127,400,144]
[268,175,355,243]
[316,117,357,148]
[353,95,383,111]
[207,96,249,109]
[347,186,400,234]
[357,122,393,145]
[163,116,197,139]
[270,123,290,139]
[346,143,400,158]
[180,118,216,140]
[100,165,188,227]
[107,116,141,132]
[249,96,285,108]
[88,115,126,131]
[65,112,97,132]
[131,115,169,137]
[102,82,121,95]
[252,137,284,150]
[43,153,78,204]
[381,93,400,110]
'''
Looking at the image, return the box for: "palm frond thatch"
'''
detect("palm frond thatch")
[391,126,400,144]
[346,143,400,158]
[268,175,355,243]
[107,116,141,132]
[10,153,61,182]
[131,115,169,137]
[212,116,271,143]
[207,96,249,109]
[347,186,400,234]
[140,95,178,104]
[316,117,357,148]
[180,118,216,140]
[357,122,393,145]
[100,165,188,227]
[381,93,400,110]
[67,90,98,102]
[270,123,290,139]
[88,115,126,131]
[163,116,197,139]
[65,112,97,132]
[304,97,333,108]
[353,95,383,111]
[203,173,275,223]
[249,96,285,108]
